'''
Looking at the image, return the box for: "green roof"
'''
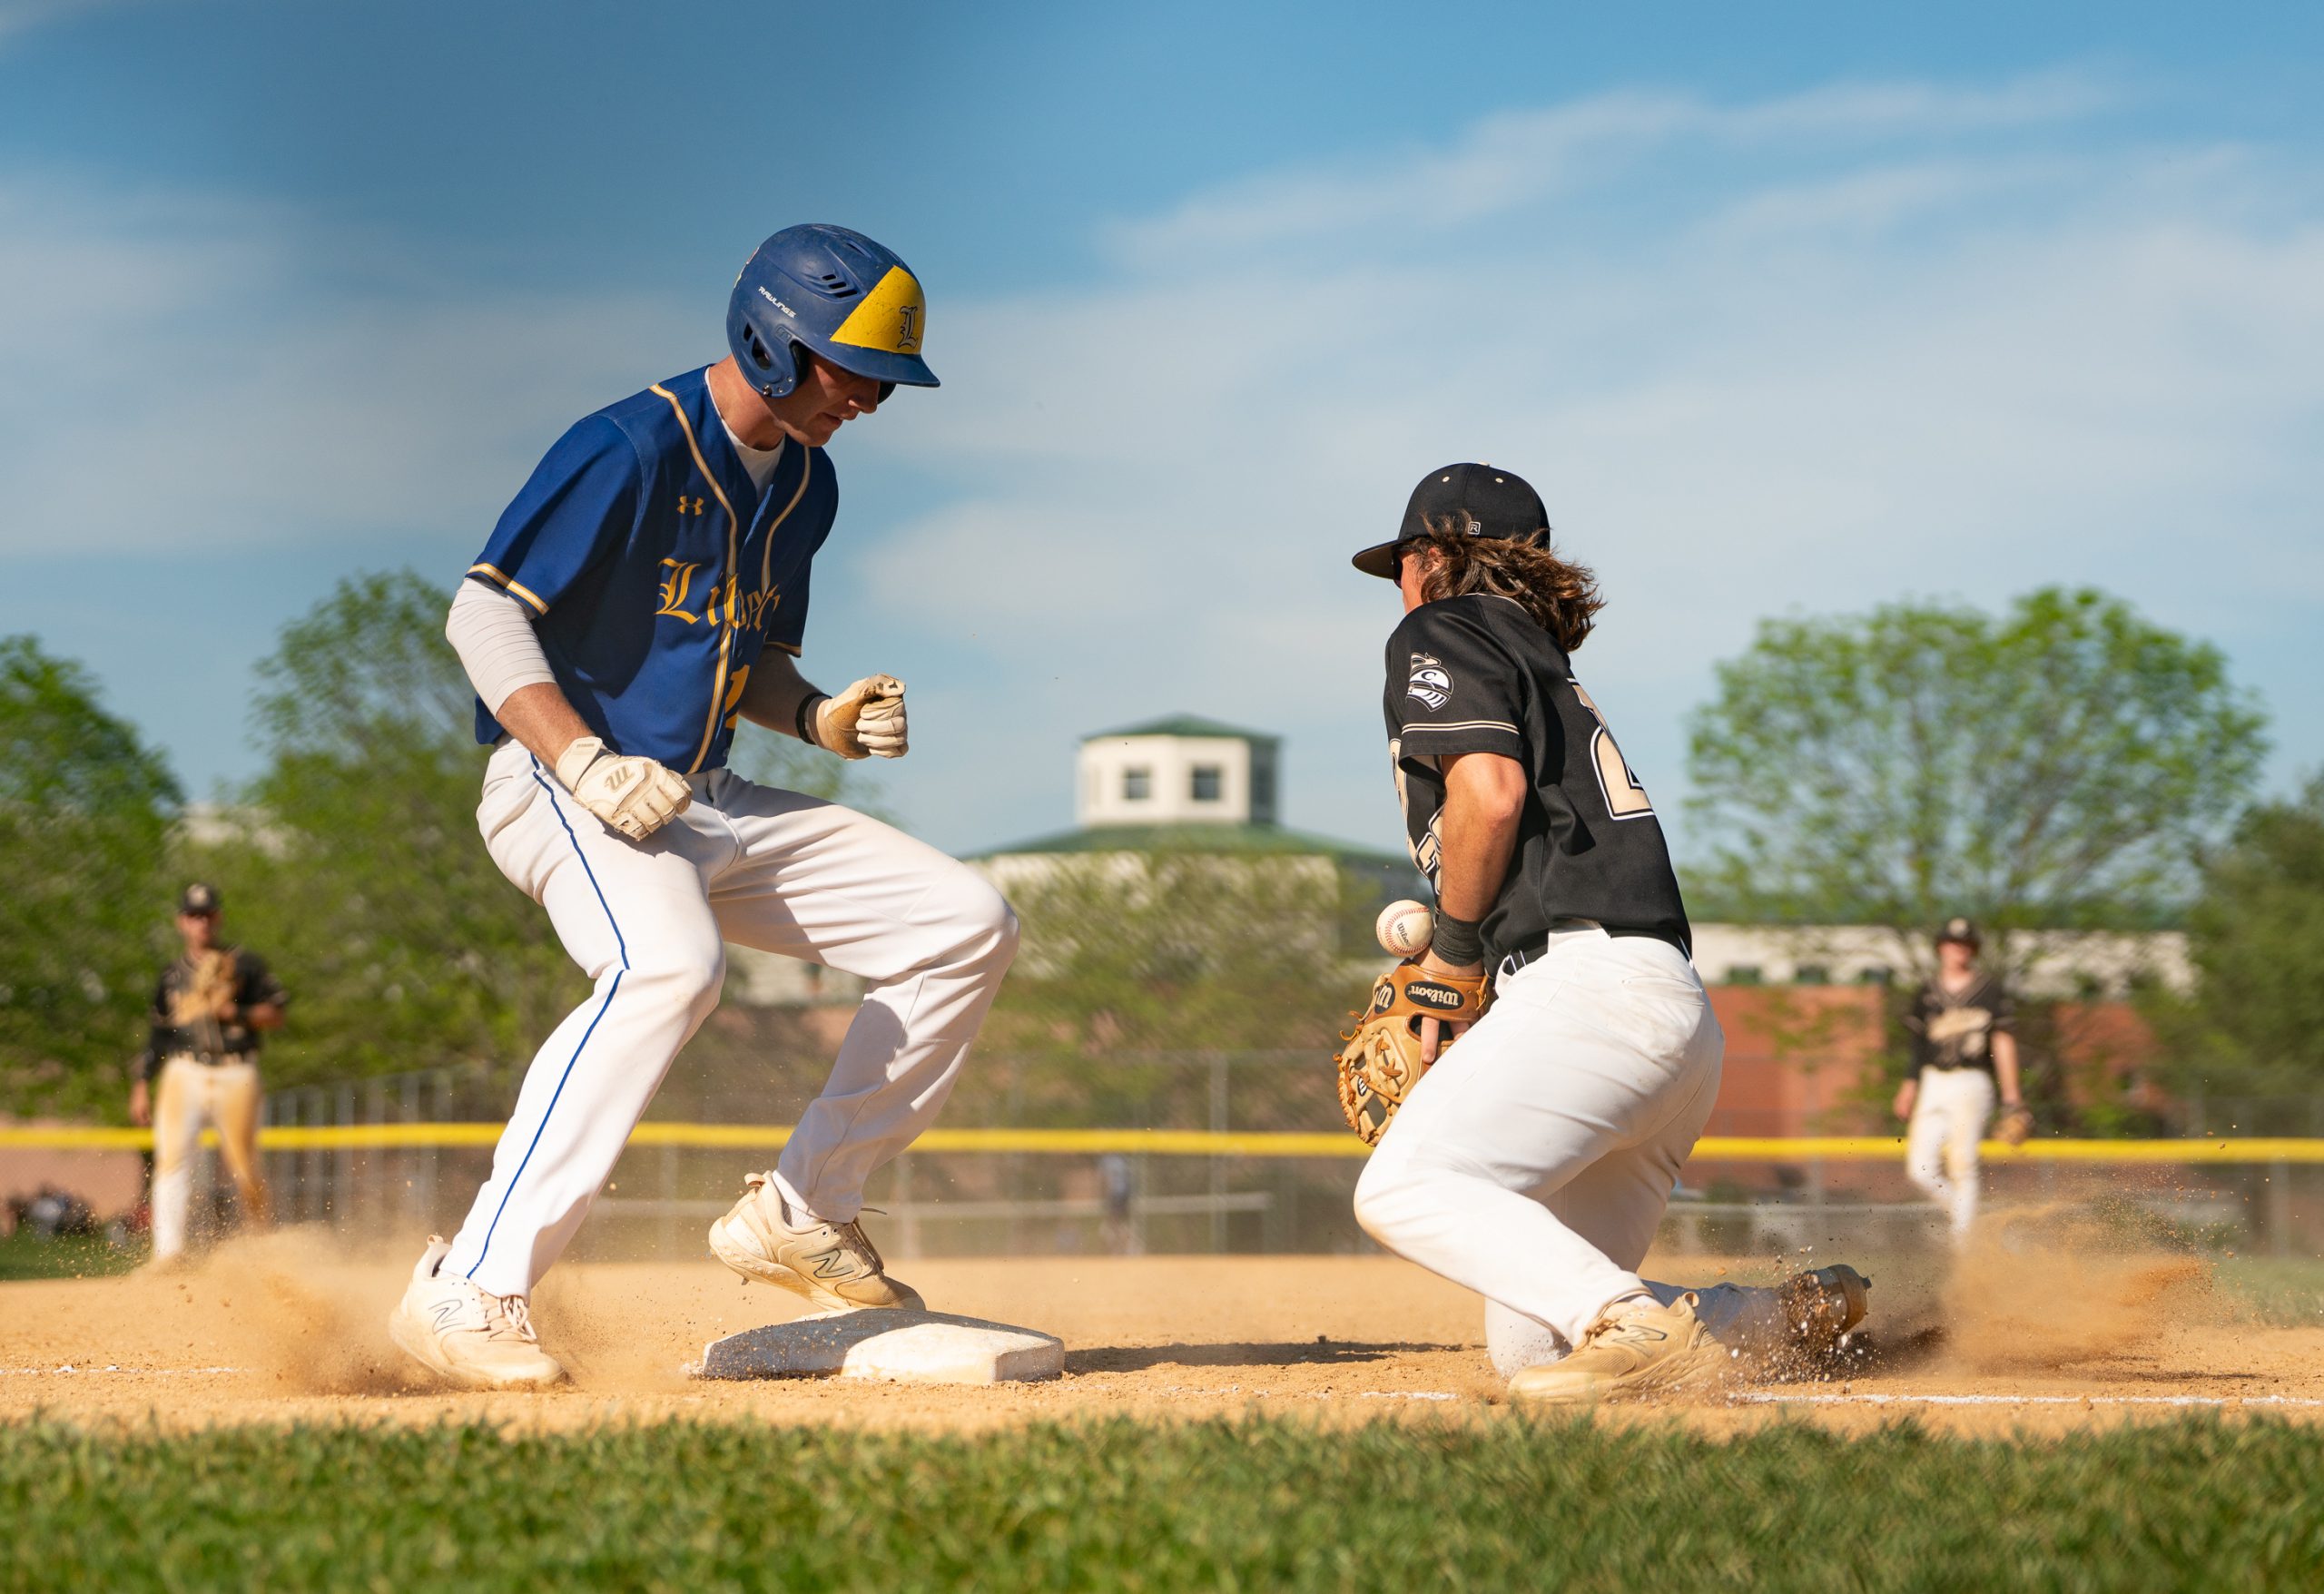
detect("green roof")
[970,822,1408,871]
[1081,715,1280,744]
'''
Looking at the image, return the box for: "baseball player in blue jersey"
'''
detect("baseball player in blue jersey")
[389,224,1019,1389]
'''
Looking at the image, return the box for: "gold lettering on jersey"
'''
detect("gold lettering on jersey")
[656,559,704,623]
[1569,679,1654,819]
[732,588,780,632]
[722,664,751,733]
[655,561,782,635]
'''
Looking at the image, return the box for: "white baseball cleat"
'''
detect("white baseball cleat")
[708,1172,924,1312]
[1507,1294,1730,1408]
[387,1236,567,1390]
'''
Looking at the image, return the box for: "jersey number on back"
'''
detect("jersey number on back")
[1568,680,1654,820]
[1386,736,1445,884]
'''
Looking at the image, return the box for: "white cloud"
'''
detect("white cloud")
[0,178,697,557]
[841,76,2324,851]
[3,70,2318,859]
[1103,71,2122,266]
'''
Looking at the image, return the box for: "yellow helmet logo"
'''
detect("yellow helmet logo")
[830,266,928,355]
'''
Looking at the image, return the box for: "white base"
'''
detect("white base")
[690,1308,1064,1385]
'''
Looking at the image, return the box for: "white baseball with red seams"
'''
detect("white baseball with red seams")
[1374,899,1436,957]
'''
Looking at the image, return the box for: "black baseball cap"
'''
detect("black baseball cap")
[179,883,222,916]
[1936,916,1980,947]
[1352,462,1551,580]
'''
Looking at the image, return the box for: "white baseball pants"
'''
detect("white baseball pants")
[150,1056,269,1261]
[1353,925,1724,1355]
[444,742,1019,1298]
[1905,1066,1995,1240]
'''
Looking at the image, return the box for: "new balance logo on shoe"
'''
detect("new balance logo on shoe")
[430,1300,466,1333]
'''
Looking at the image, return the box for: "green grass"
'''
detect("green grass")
[2213,1257,2324,1326]
[5,1417,2322,1591]
[0,1230,137,1283]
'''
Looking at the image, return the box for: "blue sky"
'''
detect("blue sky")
[2,1,2319,859]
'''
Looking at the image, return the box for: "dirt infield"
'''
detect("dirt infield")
[5,1231,2319,1437]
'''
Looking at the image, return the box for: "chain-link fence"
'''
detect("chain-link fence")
[210,1063,2324,1264]
[246,1055,1374,1261]
[15,1061,2321,1263]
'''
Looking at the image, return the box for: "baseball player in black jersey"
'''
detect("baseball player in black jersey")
[128,883,289,1264]
[1895,917,2027,1242]
[1346,465,1867,1405]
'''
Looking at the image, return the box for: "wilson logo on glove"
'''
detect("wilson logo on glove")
[1399,979,1471,1013]
[1334,961,1492,1146]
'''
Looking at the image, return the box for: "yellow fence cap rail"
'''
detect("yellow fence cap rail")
[6,1124,2324,1163]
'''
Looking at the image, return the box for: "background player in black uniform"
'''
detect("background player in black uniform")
[130,883,288,1264]
[1895,916,2024,1243]
[1346,465,1866,1405]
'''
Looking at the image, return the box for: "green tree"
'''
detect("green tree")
[0,636,182,1118]
[971,846,1368,1131]
[194,569,879,1087]
[2149,777,2324,1108]
[188,571,580,1086]
[1685,586,2266,976]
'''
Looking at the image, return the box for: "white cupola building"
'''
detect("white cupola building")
[1076,716,1280,828]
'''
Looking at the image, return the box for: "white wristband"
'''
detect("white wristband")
[555,736,608,792]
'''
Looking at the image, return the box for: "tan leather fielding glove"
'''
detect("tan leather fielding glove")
[1996,1104,2034,1146]
[556,736,692,840]
[809,675,908,760]
[1333,962,1492,1146]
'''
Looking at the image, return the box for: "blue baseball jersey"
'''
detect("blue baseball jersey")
[466,366,838,773]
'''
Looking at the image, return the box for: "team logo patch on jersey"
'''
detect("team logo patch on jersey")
[1407,653,1453,711]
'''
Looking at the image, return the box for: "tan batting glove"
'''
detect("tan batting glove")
[806,674,908,760]
[555,736,692,840]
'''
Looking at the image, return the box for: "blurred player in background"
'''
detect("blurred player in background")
[1344,465,1866,1407]
[129,883,288,1266]
[392,224,1019,1389]
[1895,916,2026,1243]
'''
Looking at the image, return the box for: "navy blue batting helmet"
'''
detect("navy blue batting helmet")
[726,224,939,400]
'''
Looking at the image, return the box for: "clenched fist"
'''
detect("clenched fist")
[556,735,692,840]
[808,675,908,760]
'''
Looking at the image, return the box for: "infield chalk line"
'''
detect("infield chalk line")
[2,1365,250,1377]
[1738,1392,2324,1409]
[1153,1385,1462,1402]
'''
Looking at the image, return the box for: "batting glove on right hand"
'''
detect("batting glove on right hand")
[556,736,692,840]
[807,675,908,760]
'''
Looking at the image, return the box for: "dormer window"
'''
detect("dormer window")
[1123,767,1152,801]
[1191,765,1223,802]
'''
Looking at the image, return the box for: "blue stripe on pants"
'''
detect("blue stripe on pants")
[464,765,633,1282]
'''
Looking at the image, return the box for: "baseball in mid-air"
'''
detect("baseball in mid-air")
[1374,899,1435,957]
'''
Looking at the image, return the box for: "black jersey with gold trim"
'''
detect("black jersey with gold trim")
[1903,972,2014,1074]
[1381,594,1691,961]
